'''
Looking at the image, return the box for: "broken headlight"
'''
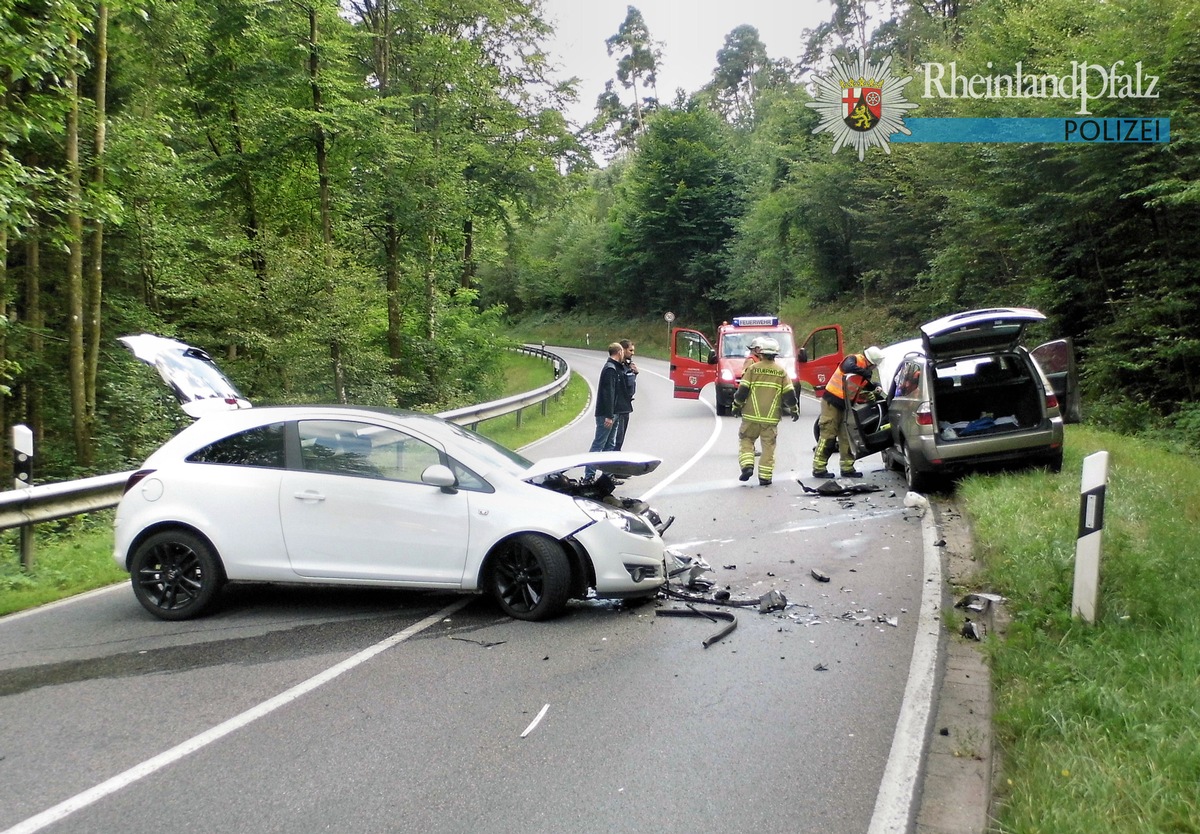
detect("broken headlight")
[574,498,657,538]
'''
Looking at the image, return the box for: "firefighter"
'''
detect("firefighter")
[732,338,798,486]
[813,345,885,478]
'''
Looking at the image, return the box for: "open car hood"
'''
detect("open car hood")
[119,334,252,418]
[523,451,661,482]
[919,308,1046,361]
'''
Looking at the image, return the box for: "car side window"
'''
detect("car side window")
[894,361,922,398]
[299,420,449,484]
[186,423,287,468]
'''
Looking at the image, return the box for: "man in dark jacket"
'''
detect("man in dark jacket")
[612,339,639,451]
[585,342,625,481]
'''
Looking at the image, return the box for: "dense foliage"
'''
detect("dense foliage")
[2,0,1197,480]
[489,0,1199,445]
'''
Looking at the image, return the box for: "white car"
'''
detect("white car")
[114,336,669,621]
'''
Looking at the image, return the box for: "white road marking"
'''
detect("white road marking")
[1,597,473,834]
[520,703,551,738]
[867,505,943,833]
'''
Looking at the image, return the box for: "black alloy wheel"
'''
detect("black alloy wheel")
[490,533,571,621]
[129,530,224,620]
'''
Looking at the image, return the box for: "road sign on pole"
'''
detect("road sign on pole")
[1072,451,1109,624]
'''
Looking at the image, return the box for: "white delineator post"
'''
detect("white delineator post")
[1072,451,1109,624]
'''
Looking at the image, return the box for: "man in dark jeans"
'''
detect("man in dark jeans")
[584,342,625,482]
[612,339,639,452]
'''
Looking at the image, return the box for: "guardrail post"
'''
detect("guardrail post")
[12,424,35,569]
[1072,451,1109,624]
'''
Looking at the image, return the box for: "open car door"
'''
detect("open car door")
[669,327,717,400]
[1031,338,1082,424]
[798,324,845,398]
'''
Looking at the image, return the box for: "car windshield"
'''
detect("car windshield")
[428,418,534,475]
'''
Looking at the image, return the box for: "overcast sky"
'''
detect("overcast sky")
[540,0,833,126]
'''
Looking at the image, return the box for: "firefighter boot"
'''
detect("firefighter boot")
[812,439,835,478]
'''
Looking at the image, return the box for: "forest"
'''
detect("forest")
[1,0,1197,482]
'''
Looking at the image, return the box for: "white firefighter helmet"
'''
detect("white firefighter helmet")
[864,345,884,366]
[749,337,766,354]
[758,337,781,356]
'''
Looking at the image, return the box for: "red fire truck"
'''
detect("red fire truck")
[669,316,845,415]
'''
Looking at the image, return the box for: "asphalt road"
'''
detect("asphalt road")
[0,347,937,834]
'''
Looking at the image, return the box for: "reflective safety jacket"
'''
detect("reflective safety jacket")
[733,359,797,424]
[823,353,875,408]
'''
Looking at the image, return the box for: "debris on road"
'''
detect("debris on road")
[798,479,883,496]
[449,636,507,648]
[961,619,985,641]
[758,589,788,613]
[811,568,831,583]
[903,491,930,517]
[656,606,738,648]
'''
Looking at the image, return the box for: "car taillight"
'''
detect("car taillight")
[123,469,156,494]
[915,402,934,426]
[1046,392,1060,410]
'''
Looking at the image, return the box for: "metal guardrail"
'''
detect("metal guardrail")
[0,345,570,536]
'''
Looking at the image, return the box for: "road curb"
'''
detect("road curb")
[914,501,995,834]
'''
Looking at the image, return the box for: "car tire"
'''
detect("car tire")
[490,533,572,621]
[901,441,937,494]
[129,529,224,621]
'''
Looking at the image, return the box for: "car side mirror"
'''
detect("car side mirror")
[798,348,808,363]
[422,464,458,494]
[707,351,717,365]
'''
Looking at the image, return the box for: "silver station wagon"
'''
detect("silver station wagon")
[871,308,1073,492]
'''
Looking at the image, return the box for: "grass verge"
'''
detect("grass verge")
[961,424,1200,833]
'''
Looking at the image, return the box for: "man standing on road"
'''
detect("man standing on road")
[584,342,625,482]
[813,346,885,479]
[612,339,639,452]
[732,338,798,486]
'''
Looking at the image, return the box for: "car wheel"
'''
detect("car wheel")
[901,441,937,493]
[1047,450,1064,473]
[129,530,224,620]
[490,533,572,621]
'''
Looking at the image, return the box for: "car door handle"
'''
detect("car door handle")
[294,491,326,502]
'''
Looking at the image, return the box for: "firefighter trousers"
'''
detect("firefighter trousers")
[814,399,856,474]
[739,420,778,483]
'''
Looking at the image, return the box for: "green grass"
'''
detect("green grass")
[0,519,126,616]
[960,425,1200,834]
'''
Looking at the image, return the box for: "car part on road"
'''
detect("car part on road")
[655,606,738,648]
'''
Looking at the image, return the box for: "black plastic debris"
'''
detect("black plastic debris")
[656,605,738,648]
[758,589,787,613]
[955,592,1006,614]
[723,564,737,570]
[713,590,731,602]
[799,479,883,496]
[813,662,829,671]
[449,636,506,648]
[811,568,831,583]
[961,619,985,641]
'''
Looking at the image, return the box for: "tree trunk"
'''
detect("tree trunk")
[306,4,346,403]
[66,35,92,466]
[85,3,109,425]
[461,217,475,289]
